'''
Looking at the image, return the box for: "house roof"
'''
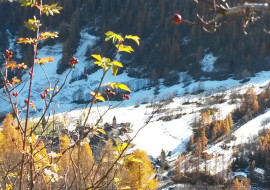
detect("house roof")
[254,167,265,175]
[233,172,247,178]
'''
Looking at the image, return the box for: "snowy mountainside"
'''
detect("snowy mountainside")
[1,29,270,160]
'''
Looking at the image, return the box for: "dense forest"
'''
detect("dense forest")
[1,0,270,81]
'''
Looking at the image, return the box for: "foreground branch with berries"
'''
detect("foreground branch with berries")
[173,0,270,34]
[0,1,160,189]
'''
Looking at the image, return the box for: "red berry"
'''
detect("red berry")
[28,71,34,78]
[41,93,46,99]
[30,101,34,104]
[11,122,14,126]
[4,49,13,60]
[24,99,28,104]
[173,14,182,25]
[12,92,18,97]
[4,49,10,55]
[105,88,112,94]
[123,94,130,100]
[69,57,79,67]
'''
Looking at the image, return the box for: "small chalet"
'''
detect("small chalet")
[233,172,247,181]
[253,167,265,181]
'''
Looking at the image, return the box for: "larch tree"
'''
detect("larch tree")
[118,149,158,190]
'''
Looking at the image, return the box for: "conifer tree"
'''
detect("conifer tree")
[118,149,158,190]
[200,128,208,151]
[224,118,230,134]
[228,113,234,127]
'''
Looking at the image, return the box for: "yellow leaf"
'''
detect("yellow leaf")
[91,54,102,61]
[7,172,18,177]
[47,88,54,92]
[24,17,40,31]
[17,37,36,44]
[97,128,106,134]
[112,66,118,76]
[37,57,54,65]
[112,61,123,67]
[115,44,134,53]
[118,186,131,190]
[113,177,120,183]
[125,35,140,46]
[105,31,124,43]
[30,104,36,111]
[106,82,131,92]
[130,158,143,163]
[40,32,59,40]
[5,184,12,190]
[96,95,105,102]
[17,63,28,69]
[5,61,17,71]
[11,77,20,84]
[91,92,105,102]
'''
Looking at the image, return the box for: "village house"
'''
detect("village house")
[253,167,265,182]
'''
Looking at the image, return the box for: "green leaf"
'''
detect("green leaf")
[125,35,140,46]
[116,44,134,53]
[112,66,118,76]
[91,54,102,61]
[112,61,123,67]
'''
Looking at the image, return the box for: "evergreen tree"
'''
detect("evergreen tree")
[160,149,169,170]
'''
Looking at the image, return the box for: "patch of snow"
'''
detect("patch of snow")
[233,109,270,145]
[181,36,191,45]
[254,167,265,175]
[200,52,217,72]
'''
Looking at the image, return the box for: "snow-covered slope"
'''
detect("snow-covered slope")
[1,28,270,160]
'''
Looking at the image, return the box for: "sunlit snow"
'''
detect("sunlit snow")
[200,52,217,72]
[1,29,270,160]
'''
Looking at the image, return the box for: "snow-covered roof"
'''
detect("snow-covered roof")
[233,172,247,178]
[254,167,265,175]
